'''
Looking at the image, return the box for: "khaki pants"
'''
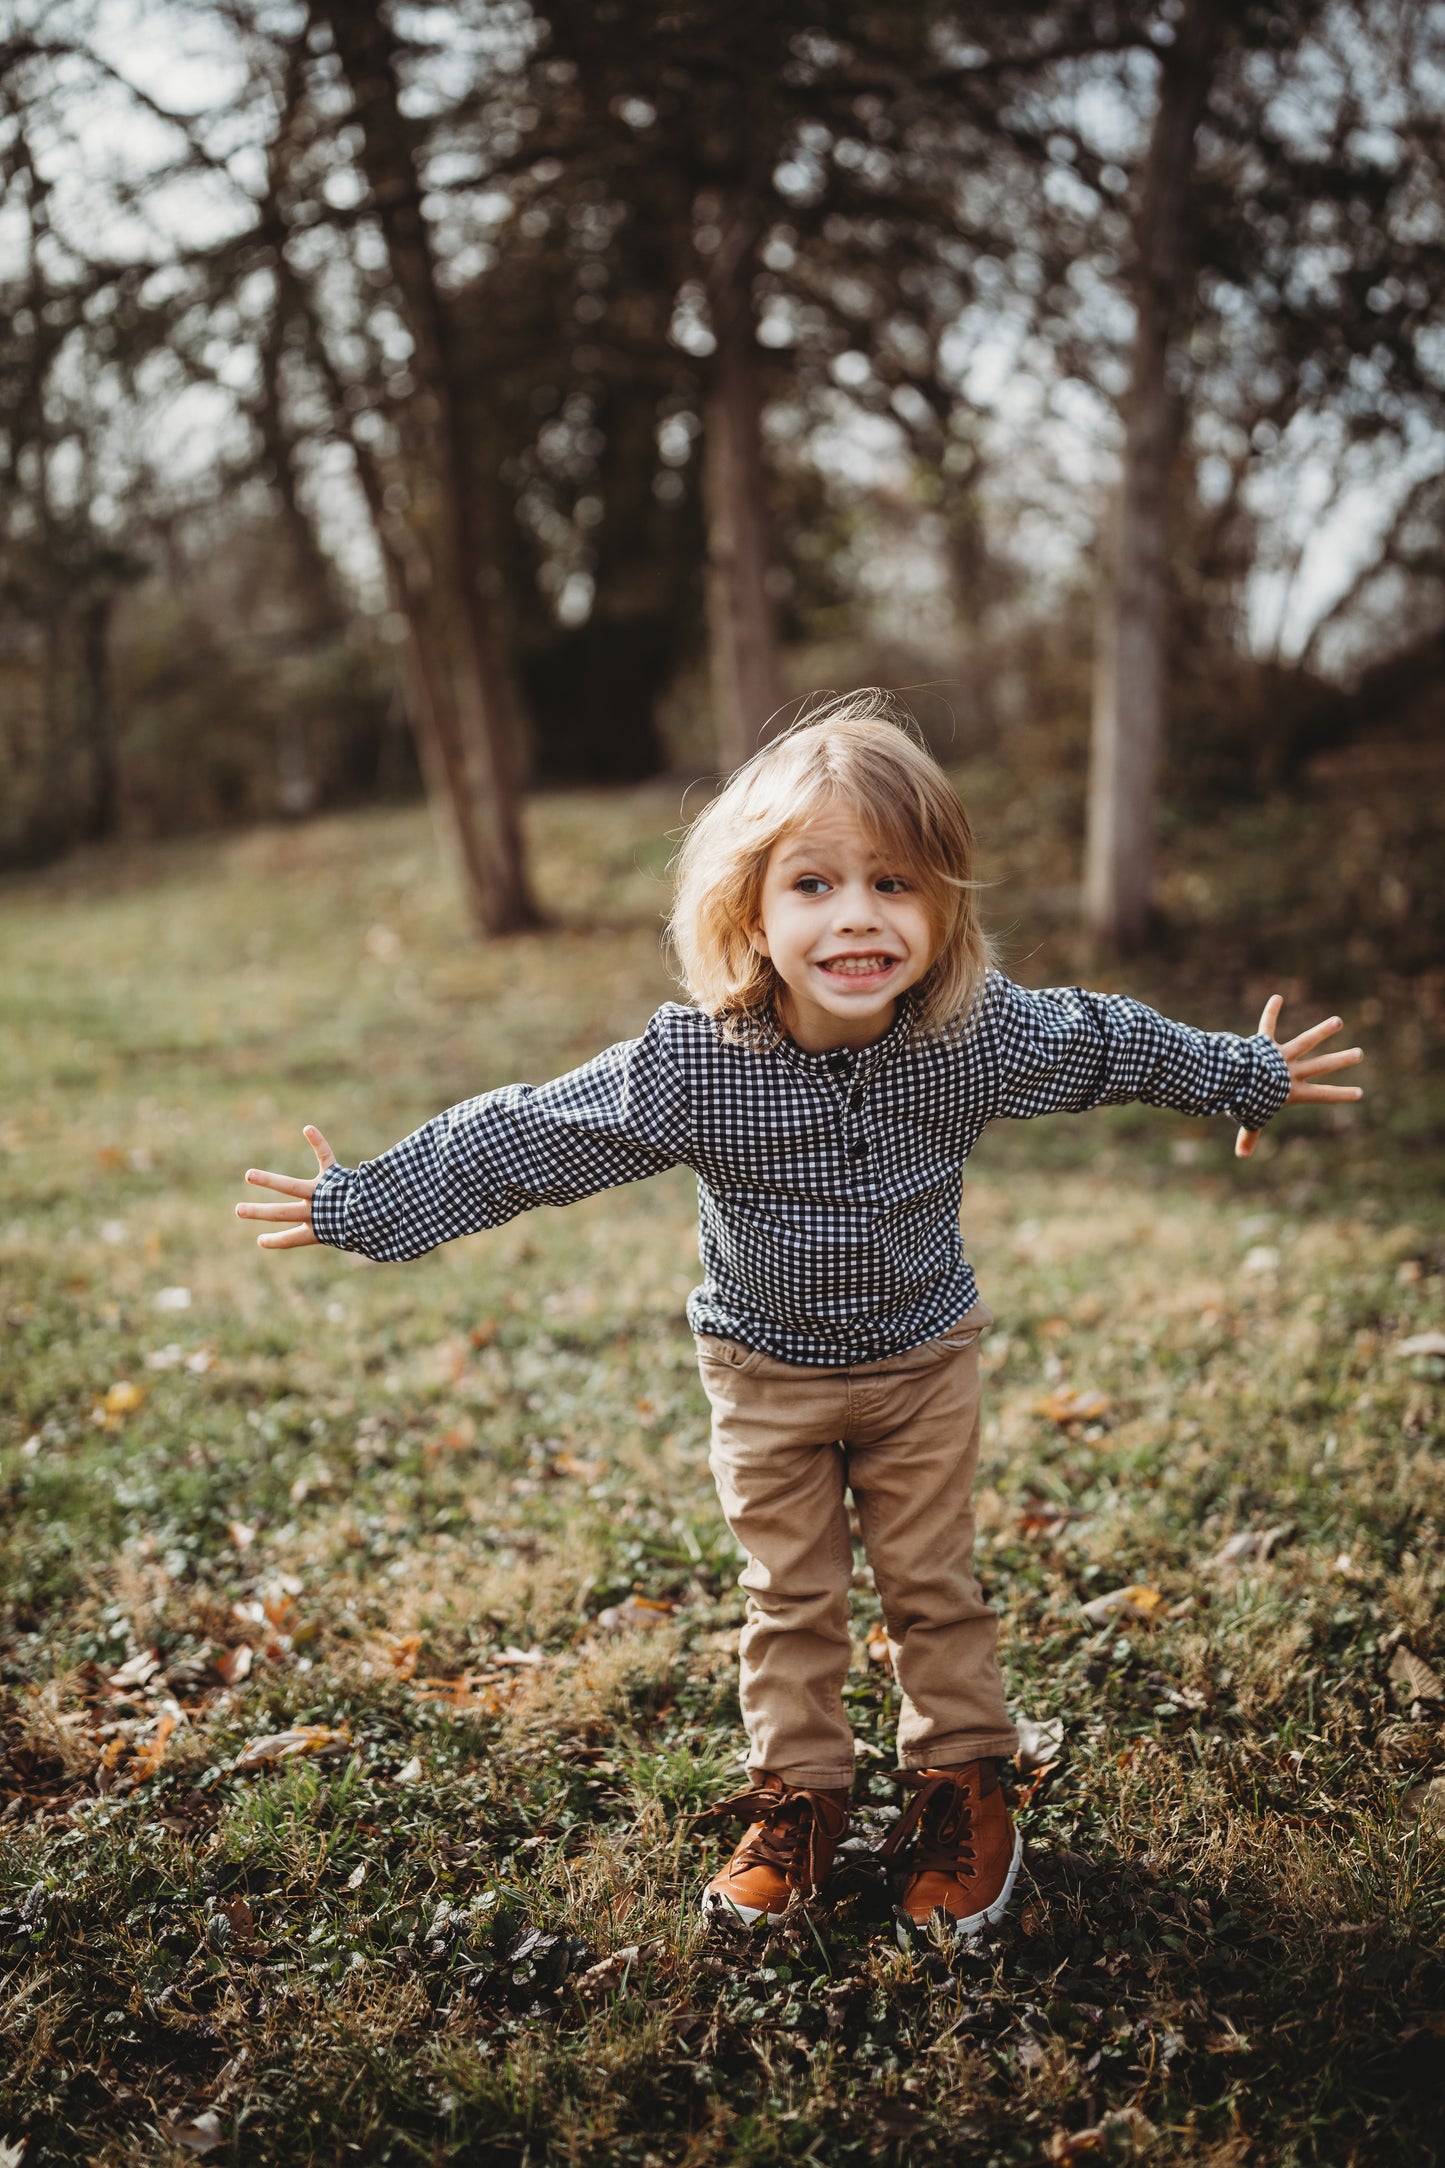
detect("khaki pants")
[697,1306,1016,1790]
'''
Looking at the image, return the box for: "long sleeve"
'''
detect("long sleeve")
[309,1007,692,1262]
[982,972,1292,1131]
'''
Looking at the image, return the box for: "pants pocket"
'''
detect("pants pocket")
[696,1333,769,1377]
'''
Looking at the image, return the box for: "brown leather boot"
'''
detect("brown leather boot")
[697,1772,851,1926]
[878,1760,1023,1943]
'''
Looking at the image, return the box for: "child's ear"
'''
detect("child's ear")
[747,923,771,959]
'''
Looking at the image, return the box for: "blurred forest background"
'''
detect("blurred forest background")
[2,0,1443,949]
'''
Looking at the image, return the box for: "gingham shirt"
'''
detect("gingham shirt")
[310,972,1291,1367]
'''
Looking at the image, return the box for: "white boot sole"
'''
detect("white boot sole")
[701,1889,796,1928]
[895,1827,1024,1947]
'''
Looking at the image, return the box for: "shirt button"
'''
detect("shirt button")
[828,1052,849,1075]
[849,1140,869,1161]
[849,1085,864,1110]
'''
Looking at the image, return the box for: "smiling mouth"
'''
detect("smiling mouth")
[817,954,899,978]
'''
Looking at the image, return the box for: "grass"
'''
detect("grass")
[1,750,1443,2166]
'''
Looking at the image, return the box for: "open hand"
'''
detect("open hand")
[235,1126,336,1248]
[1235,997,1364,1160]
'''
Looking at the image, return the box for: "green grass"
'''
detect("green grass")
[1,758,1443,2166]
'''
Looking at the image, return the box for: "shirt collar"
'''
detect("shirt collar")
[762,995,916,1077]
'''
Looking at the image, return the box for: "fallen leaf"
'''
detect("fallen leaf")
[213,1645,253,1687]
[1389,1646,1444,1702]
[866,1621,892,1666]
[1015,1715,1065,1770]
[1209,1523,1293,1569]
[227,1518,257,1551]
[218,1896,254,1941]
[130,1713,176,1782]
[412,1672,506,1713]
[233,1726,350,1771]
[108,1649,161,1689]
[345,1862,367,1890]
[167,2111,223,2156]
[1047,2109,1156,2163]
[494,1643,545,1666]
[1080,1585,1166,1627]
[597,1597,675,1633]
[383,1633,424,1679]
[468,1318,497,1348]
[395,1755,423,1784]
[575,1945,639,2000]
[1019,1502,1086,1536]
[1035,1387,1111,1426]
[553,1450,600,1479]
[1014,1762,1059,1809]
[1393,1331,1445,1359]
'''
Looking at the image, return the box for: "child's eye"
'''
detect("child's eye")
[795,876,831,895]
[876,876,910,894]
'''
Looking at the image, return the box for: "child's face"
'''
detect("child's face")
[750,802,936,1051]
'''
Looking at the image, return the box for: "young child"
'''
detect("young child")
[236,695,1363,1942]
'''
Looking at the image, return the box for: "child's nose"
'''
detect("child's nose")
[836,885,882,930]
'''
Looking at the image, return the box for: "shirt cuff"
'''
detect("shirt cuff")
[1233,1035,1292,1132]
[310,1162,355,1249]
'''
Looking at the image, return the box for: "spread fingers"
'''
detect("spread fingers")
[244,1168,314,1198]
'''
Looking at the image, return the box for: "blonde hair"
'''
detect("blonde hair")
[668,690,991,1039]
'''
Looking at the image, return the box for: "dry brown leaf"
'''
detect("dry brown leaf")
[468,1318,497,1348]
[553,1451,600,1479]
[233,1725,350,1772]
[345,1862,367,1890]
[166,2111,223,2157]
[1392,1331,1445,1359]
[597,1597,675,1633]
[1015,1715,1066,1769]
[1046,2109,1155,2163]
[1389,1646,1444,1702]
[575,1945,640,2000]
[213,1644,253,1687]
[217,1895,254,1941]
[1080,1584,1166,1627]
[1403,1777,1445,1831]
[1209,1523,1293,1569]
[865,1621,892,1666]
[130,1713,176,1782]
[1035,1387,1111,1426]
[383,1633,424,1680]
[108,1649,161,1689]
[1019,1503,1086,1536]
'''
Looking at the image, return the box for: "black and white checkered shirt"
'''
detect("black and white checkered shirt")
[310,972,1291,1367]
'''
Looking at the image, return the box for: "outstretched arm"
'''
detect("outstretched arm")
[236,1126,335,1248]
[1234,996,1363,1159]
[233,1012,693,1265]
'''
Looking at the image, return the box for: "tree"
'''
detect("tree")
[1083,0,1226,952]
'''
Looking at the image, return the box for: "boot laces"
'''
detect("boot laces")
[695,1778,845,1889]
[877,1771,978,1879]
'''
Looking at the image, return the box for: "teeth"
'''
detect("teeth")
[823,956,893,976]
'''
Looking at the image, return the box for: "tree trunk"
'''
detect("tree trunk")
[316,5,538,934]
[703,204,785,773]
[77,592,118,842]
[1083,0,1224,953]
